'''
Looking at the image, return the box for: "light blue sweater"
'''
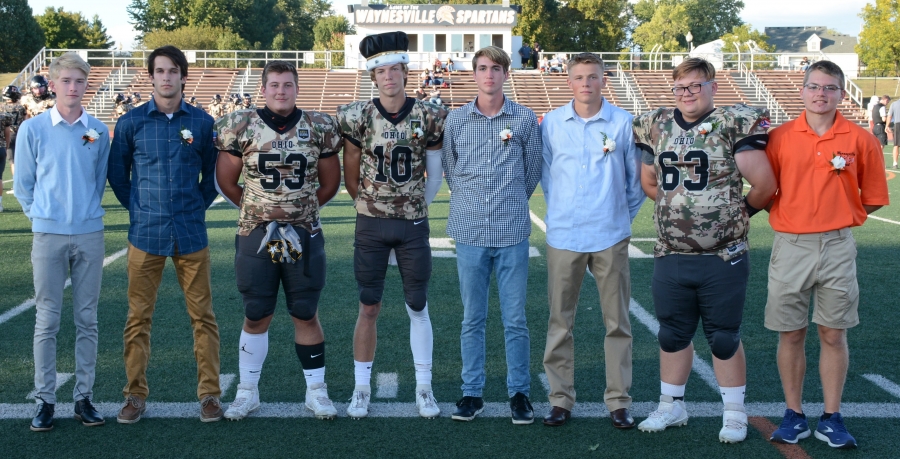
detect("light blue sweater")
[14,107,110,234]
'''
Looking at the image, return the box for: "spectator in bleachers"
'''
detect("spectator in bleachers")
[799,57,810,72]
[433,69,444,86]
[540,57,550,74]
[433,57,443,72]
[429,86,442,106]
[447,57,455,73]
[549,55,563,73]
[414,85,427,101]
[421,69,432,87]
[518,43,533,68]
[531,42,542,70]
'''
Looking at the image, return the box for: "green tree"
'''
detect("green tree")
[0,0,45,72]
[631,2,690,52]
[857,0,900,77]
[35,7,89,49]
[81,15,116,49]
[513,0,560,50]
[554,0,629,52]
[127,0,192,40]
[313,15,354,49]
[683,0,744,45]
[142,24,248,50]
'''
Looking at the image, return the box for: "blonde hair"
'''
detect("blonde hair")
[369,63,409,88]
[672,57,715,82]
[49,52,91,80]
[472,46,510,73]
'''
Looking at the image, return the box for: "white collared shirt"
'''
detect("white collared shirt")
[49,105,89,127]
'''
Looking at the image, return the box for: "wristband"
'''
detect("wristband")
[743,196,761,218]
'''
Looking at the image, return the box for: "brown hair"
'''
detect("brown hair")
[672,57,715,82]
[472,46,510,73]
[147,45,188,79]
[802,60,845,88]
[566,53,604,74]
[262,60,298,87]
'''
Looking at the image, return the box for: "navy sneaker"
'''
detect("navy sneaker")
[770,409,810,444]
[815,412,857,449]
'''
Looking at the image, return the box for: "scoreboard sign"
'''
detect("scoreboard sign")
[353,4,518,27]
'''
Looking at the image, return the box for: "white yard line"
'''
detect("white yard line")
[375,373,399,399]
[538,373,551,395]
[862,374,900,399]
[219,373,236,396]
[1,401,898,419]
[869,214,900,226]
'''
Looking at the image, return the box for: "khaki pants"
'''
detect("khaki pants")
[123,243,221,400]
[543,239,632,411]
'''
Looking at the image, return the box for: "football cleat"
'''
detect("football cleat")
[305,383,337,420]
[347,390,370,419]
[224,383,260,421]
[719,403,748,443]
[638,395,688,432]
[416,389,440,419]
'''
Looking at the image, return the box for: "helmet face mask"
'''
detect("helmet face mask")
[2,85,21,102]
[30,75,49,98]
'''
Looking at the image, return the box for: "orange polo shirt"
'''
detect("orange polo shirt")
[766,110,890,233]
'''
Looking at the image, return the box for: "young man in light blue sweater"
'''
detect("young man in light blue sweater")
[14,52,110,432]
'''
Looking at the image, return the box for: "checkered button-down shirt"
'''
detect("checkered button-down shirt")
[442,97,542,247]
[108,98,218,256]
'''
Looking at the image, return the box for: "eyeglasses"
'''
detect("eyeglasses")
[671,81,714,95]
[803,83,842,93]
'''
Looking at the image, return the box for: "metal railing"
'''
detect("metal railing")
[738,63,788,124]
[615,62,644,113]
[238,62,252,95]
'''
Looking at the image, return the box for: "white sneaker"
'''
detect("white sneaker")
[347,389,370,419]
[224,383,260,421]
[305,382,337,420]
[894,162,898,169]
[416,389,440,419]
[638,395,689,432]
[719,403,748,443]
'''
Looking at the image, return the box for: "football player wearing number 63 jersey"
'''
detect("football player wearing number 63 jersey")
[632,58,776,443]
[337,31,447,420]
[214,60,343,421]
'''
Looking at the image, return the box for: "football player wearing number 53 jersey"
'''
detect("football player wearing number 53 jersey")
[214,60,343,421]
[337,31,447,420]
[632,58,776,443]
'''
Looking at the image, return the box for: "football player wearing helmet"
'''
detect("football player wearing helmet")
[633,58,776,443]
[241,93,255,110]
[22,75,56,119]
[208,94,223,119]
[2,85,26,200]
[337,31,446,419]
[215,60,342,421]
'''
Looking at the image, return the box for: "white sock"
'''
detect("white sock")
[720,385,746,406]
[238,330,268,386]
[661,381,686,398]
[354,360,373,389]
[304,367,326,387]
[407,303,434,386]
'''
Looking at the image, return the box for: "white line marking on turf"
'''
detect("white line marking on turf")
[862,374,900,399]
[869,215,900,226]
[0,248,128,326]
[1,401,898,419]
[219,373,236,396]
[529,210,547,232]
[375,372,398,399]
[530,211,720,392]
[539,373,551,395]
[25,373,74,400]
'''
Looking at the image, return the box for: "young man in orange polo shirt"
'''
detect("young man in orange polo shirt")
[765,60,890,449]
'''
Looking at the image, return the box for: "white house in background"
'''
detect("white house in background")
[344,3,524,70]
[764,26,859,77]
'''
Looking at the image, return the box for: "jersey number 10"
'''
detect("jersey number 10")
[373,145,413,184]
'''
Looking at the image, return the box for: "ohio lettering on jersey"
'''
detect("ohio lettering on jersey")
[337,97,447,220]
[215,108,342,236]
[633,104,769,260]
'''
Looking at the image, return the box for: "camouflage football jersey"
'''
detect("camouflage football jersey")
[1,102,25,149]
[215,108,342,236]
[336,98,447,220]
[208,103,224,119]
[633,104,769,260]
[21,93,56,118]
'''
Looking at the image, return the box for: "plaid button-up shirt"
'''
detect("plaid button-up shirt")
[108,98,218,256]
[442,97,542,247]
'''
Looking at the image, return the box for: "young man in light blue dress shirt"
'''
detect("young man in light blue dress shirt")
[442,46,542,425]
[539,53,645,429]
[15,53,110,431]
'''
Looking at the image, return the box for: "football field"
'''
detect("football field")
[0,149,898,458]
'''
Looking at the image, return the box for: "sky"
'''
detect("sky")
[27,0,874,51]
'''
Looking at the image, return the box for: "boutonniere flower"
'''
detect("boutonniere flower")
[180,126,194,146]
[831,153,846,176]
[499,125,512,146]
[697,120,721,137]
[82,128,102,146]
[601,132,616,156]
[412,127,425,140]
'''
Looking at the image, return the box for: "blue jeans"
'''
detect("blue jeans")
[456,239,531,398]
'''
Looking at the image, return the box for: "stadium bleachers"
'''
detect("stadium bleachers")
[630,70,748,111]
[754,70,866,125]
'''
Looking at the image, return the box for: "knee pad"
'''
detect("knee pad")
[708,330,741,360]
[657,325,692,353]
[243,297,277,322]
[287,295,320,322]
[404,288,428,312]
[358,284,384,307]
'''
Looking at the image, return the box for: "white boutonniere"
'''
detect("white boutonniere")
[180,127,194,146]
[601,133,616,156]
[697,120,721,137]
[81,128,102,146]
[499,125,512,146]
[831,153,846,176]
[412,127,425,140]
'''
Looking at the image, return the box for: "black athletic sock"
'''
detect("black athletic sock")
[822,412,834,420]
[673,396,685,401]
[295,342,325,370]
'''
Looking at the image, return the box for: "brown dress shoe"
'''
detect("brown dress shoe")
[611,408,635,429]
[543,406,571,426]
[200,395,223,422]
[117,395,146,424]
